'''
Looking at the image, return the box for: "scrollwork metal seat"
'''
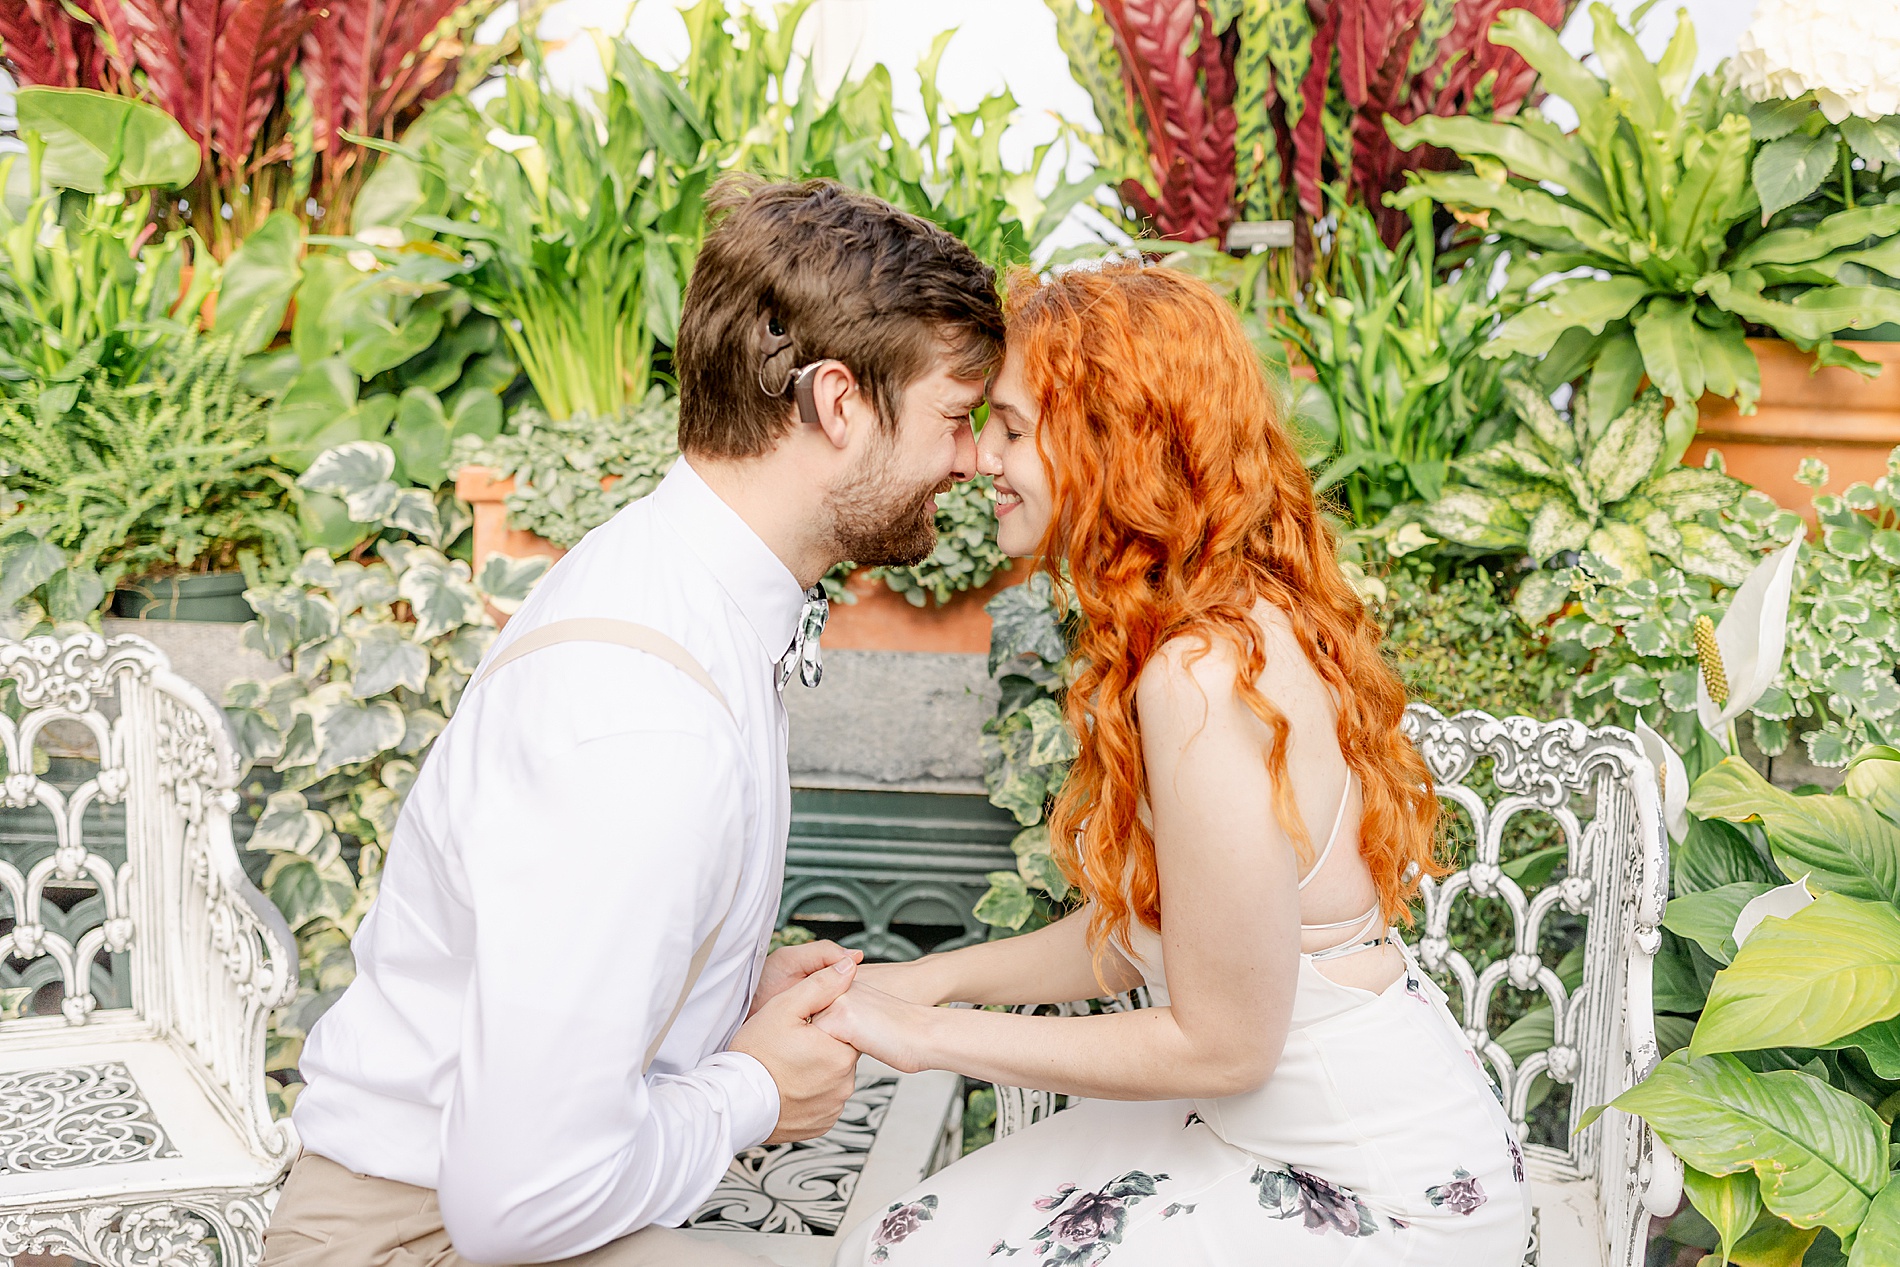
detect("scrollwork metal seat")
[990,706,1681,1267]
[0,633,297,1266]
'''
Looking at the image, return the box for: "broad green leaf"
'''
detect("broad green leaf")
[1513,570,1574,625]
[41,567,105,621]
[1821,1015,1900,1081]
[1728,1217,1818,1265]
[1693,893,1900,1058]
[1586,521,1651,581]
[1678,524,1755,588]
[391,389,453,488]
[1503,378,1577,460]
[1853,1180,1900,1266]
[1527,497,1592,562]
[1383,115,1611,220]
[1746,98,1810,142]
[1684,1166,1763,1267]
[215,212,304,354]
[1676,817,1781,894]
[1634,296,1708,406]
[1732,206,1900,270]
[1689,758,1900,904]
[1845,115,1900,167]
[1489,276,1653,360]
[1583,332,1648,440]
[1662,882,1772,965]
[350,624,430,699]
[1424,489,1528,550]
[974,871,1034,930]
[1607,1052,1887,1238]
[346,301,444,379]
[0,539,66,611]
[15,87,200,192]
[1487,8,1606,121]
[1586,389,1665,504]
[1753,132,1839,222]
[1845,746,1900,824]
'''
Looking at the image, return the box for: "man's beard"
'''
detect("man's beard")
[825,438,951,568]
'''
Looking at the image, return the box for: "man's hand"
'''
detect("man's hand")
[748,939,863,1019]
[730,957,861,1144]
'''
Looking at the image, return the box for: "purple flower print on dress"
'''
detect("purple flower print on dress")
[1160,1203,1197,1219]
[1507,1135,1526,1185]
[869,1194,938,1262]
[1025,1170,1171,1265]
[1248,1164,1381,1237]
[1426,1169,1488,1215]
[989,1241,1021,1258]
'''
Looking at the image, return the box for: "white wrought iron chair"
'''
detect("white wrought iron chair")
[0,632,298,1266]
[990,707,1682,1267]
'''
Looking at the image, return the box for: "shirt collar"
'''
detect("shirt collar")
[652,456,807,662]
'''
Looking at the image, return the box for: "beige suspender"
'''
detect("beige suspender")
[472,618,740,1073]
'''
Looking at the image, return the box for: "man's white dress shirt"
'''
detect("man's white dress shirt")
[295,458,806,1263]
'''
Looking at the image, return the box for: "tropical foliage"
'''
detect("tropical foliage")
[1605,743,1900,1264]
[1555,454,1900,770]
[1390,4,1900,467]
[1272,201,1519,518]
[1045,0,1567,258]
[0,0,511,250]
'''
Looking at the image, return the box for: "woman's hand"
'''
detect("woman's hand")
[811,980,934,1074]
[748,940,863,1019]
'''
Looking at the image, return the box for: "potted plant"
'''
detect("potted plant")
[1389,4,1900,510]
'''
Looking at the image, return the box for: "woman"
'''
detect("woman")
[816,262,1530,1267]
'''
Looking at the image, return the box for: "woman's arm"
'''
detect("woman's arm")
[854,906,1142,1007]
[817,632,1318,1101]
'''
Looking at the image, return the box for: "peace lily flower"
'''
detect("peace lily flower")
[1634,714,1689,844]
[1732,875,1814,949]
[1695,525,1807,747]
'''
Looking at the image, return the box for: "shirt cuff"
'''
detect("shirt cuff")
[708,1050,782,1151]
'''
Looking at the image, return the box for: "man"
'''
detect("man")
[263,177,1005,1266]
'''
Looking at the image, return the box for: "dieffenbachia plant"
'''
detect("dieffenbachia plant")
[1389,3,1900,467]
[1408,380,1754,623]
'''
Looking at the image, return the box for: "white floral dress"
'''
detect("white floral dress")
[834,782,1531,1267]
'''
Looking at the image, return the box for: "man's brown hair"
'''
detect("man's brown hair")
[675,177,1006,459]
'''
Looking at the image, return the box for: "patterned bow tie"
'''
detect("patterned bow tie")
[777,585,829,690]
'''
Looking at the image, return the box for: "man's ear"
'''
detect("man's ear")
[808,360,860,451]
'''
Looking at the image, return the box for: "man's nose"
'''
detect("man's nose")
[950,418,978,482]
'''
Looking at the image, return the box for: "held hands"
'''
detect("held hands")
[730,954,861,1144]
[812,978,929,1074]
[748,939,864,1018]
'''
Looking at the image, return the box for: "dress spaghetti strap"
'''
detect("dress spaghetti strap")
[1295,771,1388,960]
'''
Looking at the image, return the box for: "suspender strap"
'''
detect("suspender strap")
[470,617,738,1073]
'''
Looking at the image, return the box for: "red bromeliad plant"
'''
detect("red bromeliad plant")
[0,0,497,253]
[1053,0,1572,261]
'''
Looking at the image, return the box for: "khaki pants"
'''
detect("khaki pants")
[264,1152,776,1266]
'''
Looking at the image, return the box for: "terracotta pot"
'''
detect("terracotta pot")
[456,465,1025,651]
[1688,338,1900,516]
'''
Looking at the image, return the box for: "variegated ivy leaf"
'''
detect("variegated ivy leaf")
[300,442,401,524]
[1834,667,1900,720]
[225,705,285,765]
[1513,570,1574,625]
[1625,620,1671,656]
[1526,497,1592,562]
[1579,621,1617,650]
[441,625,496,677]
[1678,524,1754,588]
[1873,529,1900,567]
[356,782,404,845]
[292,549,340,589]
[386,488,442,544]
[399,708,448,756]
[1824,521,1874,562]
[1457,438,1564,494]
[476,553,553,614]
[1807,728,1857,769]
[381,758,419,800]
[1584,389,1665,505]
[1424,489,1527,550]
[349,623,430,699]
[1010,824,1070,901]
[1586,522,1652,582]
[1662,666,1699,712]
[249,789,331,856]
[279,713,319,771]
[1611,670,1661,708]
[1022,697,1079,768]
[399,559,484,642]
[973,871,1034,930]
[295,682,406,778]
[330,562,399,617]
[1753,685,1797,722]
[242,587,341,660]
[1751,716,1791,756]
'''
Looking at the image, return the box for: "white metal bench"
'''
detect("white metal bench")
[0,632,298,1266]
[991,707,1682,1267]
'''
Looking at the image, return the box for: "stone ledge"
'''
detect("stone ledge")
[786,650,996,791]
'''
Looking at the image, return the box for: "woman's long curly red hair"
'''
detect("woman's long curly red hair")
[1008,262,1443,957]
